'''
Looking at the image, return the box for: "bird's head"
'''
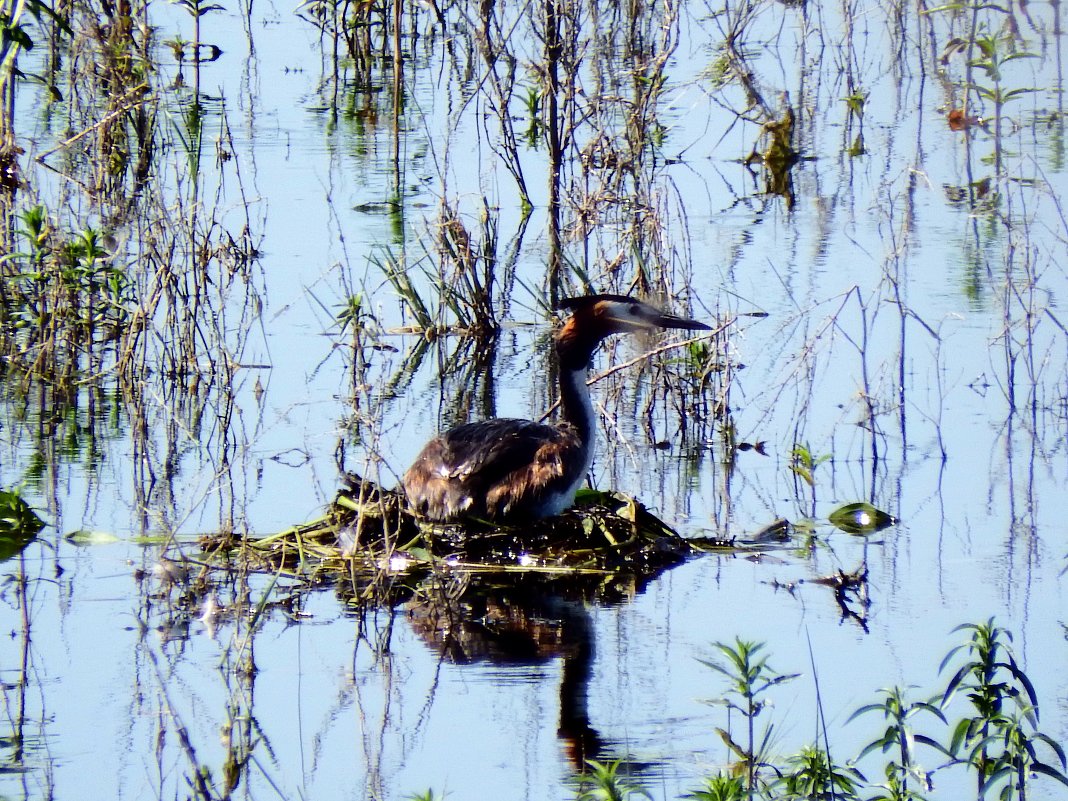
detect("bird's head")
[558,294,712,338]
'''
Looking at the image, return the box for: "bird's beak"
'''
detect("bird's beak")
[655,313,713,331]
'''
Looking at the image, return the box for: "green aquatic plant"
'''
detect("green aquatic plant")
[685,773,745,801]
[966,31,1037,109]
[789,442,829,487]
[940,620,1068,797]
[789,442,829,517]
[851,686,949,801]
[522,82,541,148]
[0,488,44,560]
[371,247,434,332]
[335,292,368,336]
[8,203,50,262]
[701,638,799,797]
[776,744,863,800]
[937,11,1038,176]
[939,619,1068,799]
[689,625,1068,801]
[575,759,651,801]
[844,90,867,117]
[1,206,131,376]
[968,31,1037,175]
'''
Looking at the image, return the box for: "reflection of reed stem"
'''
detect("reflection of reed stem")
[12,555,31,764]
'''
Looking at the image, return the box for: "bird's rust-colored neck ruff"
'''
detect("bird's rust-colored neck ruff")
[554,313,604,442]
[555,305,611,371]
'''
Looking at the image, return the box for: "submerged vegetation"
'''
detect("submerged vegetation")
[0,0,1066,796]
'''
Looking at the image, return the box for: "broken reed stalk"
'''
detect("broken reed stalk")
[544,0,563,281]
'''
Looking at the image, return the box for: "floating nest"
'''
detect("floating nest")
[199,474,706,607]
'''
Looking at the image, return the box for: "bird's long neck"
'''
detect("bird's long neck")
[556,325,602,444]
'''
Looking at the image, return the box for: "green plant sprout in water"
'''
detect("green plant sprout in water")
[940,23,1037,176]
[939,619,1068,799]
[790,442,829,517]
[575,759,652,801]
[789,442,829,487]
[851,686,950,800]
[776,744,864,800]
[335,292,367,336]
[700,639,800,798]
[844,90,867,117]
[968,31,1037,175]
[523,82,541,148]
[684,773,745,801]
[844,89,867,157]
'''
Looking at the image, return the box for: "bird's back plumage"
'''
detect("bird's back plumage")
[402,417,589,523]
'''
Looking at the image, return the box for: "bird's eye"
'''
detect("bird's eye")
[630,304,641,316]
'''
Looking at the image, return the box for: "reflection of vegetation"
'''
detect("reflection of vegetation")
[4,381,124,480]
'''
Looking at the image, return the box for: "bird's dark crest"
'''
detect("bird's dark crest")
[557,293,637,312]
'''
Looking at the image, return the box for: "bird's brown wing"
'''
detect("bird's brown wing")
[402,418,584,522]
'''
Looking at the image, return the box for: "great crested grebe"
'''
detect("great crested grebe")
[402,294,711,523]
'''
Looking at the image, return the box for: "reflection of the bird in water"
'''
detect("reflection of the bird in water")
[403,568,669,770]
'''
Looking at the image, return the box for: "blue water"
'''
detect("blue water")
[2,0,1067,799]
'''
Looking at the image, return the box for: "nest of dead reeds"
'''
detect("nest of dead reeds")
[199,474,698,606]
